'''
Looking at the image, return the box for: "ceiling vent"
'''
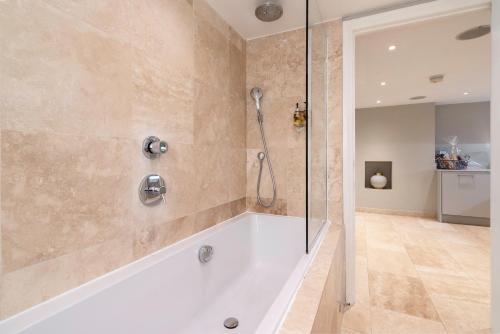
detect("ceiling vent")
[409,96,427,100]
[429,74,444,84]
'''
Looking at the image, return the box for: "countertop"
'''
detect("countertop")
[436,169,490,173]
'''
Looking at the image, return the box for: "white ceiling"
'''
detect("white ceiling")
[207,0,420,40]
[356,8,491,109]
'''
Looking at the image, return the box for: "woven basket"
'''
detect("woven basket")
[435,158,468,170]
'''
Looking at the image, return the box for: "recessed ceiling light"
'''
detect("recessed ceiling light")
[388,45,396,51]
[380,81,387,86]
[463,92,470,95]
[376,100,382,104]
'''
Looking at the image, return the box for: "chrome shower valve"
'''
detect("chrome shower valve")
[139,174,167,206]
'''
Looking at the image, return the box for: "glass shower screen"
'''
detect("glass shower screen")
[306,0,328,252]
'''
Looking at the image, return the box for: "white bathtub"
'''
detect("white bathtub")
[0,213,328,334]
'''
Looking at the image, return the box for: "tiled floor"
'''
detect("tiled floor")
[342,212,491,334]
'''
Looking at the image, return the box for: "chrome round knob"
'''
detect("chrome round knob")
[142,136,168,159]
[149,140,168,154]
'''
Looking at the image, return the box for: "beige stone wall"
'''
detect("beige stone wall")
[326,20,343,225]
[244,21,342,225]
[309,22,329,245]
[0,0,246,318]
[356,103,436,216]
[245,29,307,217]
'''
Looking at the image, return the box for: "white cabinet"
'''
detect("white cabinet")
[437,170,490,224]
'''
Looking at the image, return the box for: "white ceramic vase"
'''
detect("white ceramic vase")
[370,173,387,189]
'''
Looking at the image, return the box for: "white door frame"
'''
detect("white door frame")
[490,0,499,330]
[342,0,492,307]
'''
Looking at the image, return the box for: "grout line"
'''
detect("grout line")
[359,212,491,316]
[395,217,450,332]
[367,213,448,332]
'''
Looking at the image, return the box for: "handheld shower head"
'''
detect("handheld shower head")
[250,87,263,111]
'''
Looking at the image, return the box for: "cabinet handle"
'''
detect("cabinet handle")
[457,174,474,187]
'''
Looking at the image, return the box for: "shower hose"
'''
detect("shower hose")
[256,111,277,208]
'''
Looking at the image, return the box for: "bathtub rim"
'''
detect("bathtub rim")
[257,218,331,333]
[0,212,309,334]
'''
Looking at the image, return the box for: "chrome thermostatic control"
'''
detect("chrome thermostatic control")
[139,174,166,206]
[142,136,168,159]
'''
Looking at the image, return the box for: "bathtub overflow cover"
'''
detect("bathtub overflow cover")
[224,317,239,329]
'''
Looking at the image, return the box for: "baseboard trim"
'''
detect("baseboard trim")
[442,214,490,227]
[356,207,437,219]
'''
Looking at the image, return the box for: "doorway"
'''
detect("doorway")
[342,0,497,332]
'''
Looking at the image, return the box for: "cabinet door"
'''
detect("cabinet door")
[442,173,490,218]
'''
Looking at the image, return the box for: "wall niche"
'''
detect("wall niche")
[365,161,392,189]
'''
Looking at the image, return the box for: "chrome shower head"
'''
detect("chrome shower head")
[255,2,283,22]
[250,87,263,111]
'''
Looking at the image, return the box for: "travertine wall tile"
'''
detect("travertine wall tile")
[0,249,83,319]
[81,235,134,282]
[287,198,306,218]
[131,48,194,145]
[326,20,343,225]
[226,148,247,200]
[287,147,306,200]
[309,22,329,225]
[192,0,229,40]
[194,14,230,90]
[246,29,306,216]
[1,131,134,273]
[0,0,246,318]
[0,1,134,138]
[42,1,132,39]
[246,197,288,215]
